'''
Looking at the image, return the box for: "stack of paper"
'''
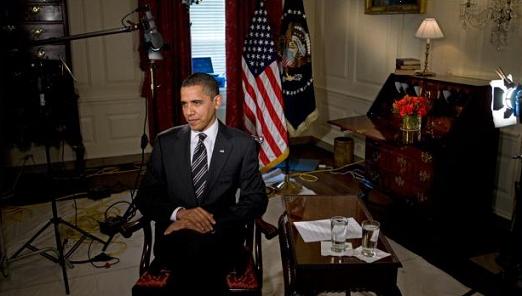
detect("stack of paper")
[293,218,362,242]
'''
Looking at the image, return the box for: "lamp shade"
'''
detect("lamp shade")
[415,18,444,40]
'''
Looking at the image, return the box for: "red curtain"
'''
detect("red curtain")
[139,0,192,142]
[225,0,282,130]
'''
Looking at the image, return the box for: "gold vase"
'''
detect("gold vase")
[401,115,421,144]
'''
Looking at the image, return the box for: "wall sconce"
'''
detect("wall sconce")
[415,18,444,76]
[460,0,520,51]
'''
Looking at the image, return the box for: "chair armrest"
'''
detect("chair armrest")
[255,218,278,240]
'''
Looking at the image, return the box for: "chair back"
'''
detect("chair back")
[278,212,297,296]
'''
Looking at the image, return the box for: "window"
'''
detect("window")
[190,0,226,75]
[190,0,226,120]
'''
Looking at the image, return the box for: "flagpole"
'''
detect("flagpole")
[275,133,302,195]
[273,0,317,195]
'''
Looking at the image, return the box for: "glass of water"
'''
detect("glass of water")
[361,219,380,257]
[330,216,348,254]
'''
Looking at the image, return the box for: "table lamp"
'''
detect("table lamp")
[415,18,444,76]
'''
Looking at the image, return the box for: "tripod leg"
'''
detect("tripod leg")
[11,220,53,259]
[51,200,70,294]
[59,219,105,244]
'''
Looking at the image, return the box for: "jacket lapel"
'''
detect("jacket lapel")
[175,126,196,202]
[205,122,231,196]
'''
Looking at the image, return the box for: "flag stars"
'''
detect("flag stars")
[242,6,278,76]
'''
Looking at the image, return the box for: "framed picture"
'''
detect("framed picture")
[364,0,426,14]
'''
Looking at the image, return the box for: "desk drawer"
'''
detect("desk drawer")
[23,24,64,40]
[366,139,433,203]
[31,45,66,60]
[25,3,63,22]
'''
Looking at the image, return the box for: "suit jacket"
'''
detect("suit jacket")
[136,121,268,233]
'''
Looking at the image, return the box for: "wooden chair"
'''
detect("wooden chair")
[277,212,297,296]
[121,215,278,296]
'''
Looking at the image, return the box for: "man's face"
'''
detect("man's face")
[181,85,221,131]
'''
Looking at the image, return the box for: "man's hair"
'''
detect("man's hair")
[181,72,219,98]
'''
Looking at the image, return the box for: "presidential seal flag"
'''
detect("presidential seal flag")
[280,0,318,136]
[242,0,289,172]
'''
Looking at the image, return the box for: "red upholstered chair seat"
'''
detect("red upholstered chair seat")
[226,254,258,290]
[135,268,171,289]
[133,251,258,292]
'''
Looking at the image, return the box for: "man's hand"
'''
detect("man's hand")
[164,219,206,235]
[163,207,215,235]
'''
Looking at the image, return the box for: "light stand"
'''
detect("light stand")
[489,70,522,293]
[100,47,162,252]
[10,149,106,295]
[509,155,522,290]
[495,154,522,294]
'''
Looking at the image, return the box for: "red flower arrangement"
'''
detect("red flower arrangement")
[393,95,430,117]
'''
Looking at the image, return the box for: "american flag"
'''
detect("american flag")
[242,0,289,172]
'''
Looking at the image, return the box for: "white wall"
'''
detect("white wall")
[304,0,522,219]
[68,0,148,160]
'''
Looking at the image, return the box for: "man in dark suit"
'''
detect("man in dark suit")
[136,73,268,294]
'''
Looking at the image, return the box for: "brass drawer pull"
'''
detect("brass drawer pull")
[31,6,41,15]
[36,48,46,58]
[421,152,432,163]
[32,27,45,38]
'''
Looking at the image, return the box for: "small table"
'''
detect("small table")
[281,195,402,295]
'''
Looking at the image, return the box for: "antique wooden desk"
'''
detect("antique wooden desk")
[328,74,499,231]
[280,195,402,295]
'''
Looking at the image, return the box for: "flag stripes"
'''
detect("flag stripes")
[242,60,288,171]
[241,0,288,172]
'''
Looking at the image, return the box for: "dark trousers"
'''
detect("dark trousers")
[155,226,244,295]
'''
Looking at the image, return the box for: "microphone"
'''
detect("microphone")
[142,5,163,52]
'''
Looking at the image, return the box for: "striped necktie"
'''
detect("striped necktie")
[192,133,208,200]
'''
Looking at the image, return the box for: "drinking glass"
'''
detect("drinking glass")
[330,216,348,254]
[361,220,380,257]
